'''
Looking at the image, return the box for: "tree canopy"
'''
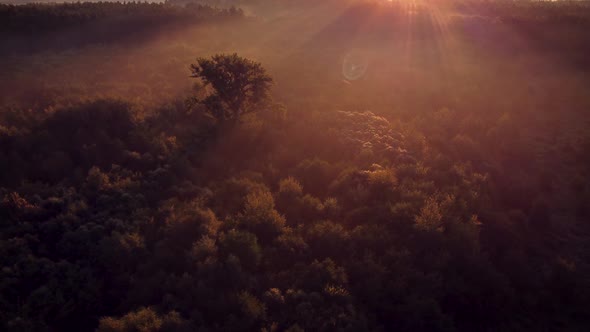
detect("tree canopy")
[190,53,273,124]
[2,1,590,331]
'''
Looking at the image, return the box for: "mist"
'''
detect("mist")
[1,1,590,331]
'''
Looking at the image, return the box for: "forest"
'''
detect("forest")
[1,0,590,331]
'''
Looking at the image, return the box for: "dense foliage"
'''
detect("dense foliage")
[189,54,274,124]
[1,1,590,331]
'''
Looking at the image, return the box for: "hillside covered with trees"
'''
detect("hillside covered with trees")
[1,1,590,331]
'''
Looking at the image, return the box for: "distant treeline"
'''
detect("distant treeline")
[0,2,244,52]
[0,2,244,32]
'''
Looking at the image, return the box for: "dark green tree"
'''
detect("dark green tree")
[189,53,273,124]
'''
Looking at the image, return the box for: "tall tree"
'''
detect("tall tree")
[190,53,273,124]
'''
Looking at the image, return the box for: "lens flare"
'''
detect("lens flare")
[342,50,369,81]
